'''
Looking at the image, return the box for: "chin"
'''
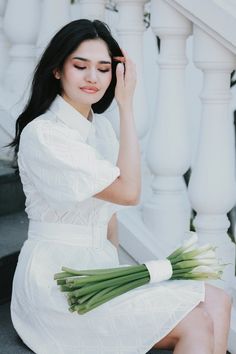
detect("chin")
[85,95,104,105]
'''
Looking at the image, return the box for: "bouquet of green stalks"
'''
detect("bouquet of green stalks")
[54,232,225,315]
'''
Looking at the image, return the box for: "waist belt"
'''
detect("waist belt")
[28,220,108,249]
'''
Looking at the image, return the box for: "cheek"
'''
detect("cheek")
[102,73,112,89]
[63,67,83,84]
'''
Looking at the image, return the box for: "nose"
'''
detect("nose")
[85,68,97,84]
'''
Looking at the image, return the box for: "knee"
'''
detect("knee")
[219,289,233,322]
[188,307,214,352]
[174,306,214,343]
[194,307,214,339]
[209,285,232,314]
[219,289,232,313]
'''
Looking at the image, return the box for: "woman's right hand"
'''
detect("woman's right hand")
[114,50,136,109]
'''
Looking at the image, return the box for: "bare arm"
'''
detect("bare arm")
[95,52,141,206]
[107,214,119,248]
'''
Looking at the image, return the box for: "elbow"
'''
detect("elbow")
[129,197,140,206]
[123,191,140,206]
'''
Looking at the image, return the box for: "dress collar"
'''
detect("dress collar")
[49,95,94,141]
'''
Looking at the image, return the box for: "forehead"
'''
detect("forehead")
[70,39,111,61]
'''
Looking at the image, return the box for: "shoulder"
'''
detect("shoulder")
[20,111,69,143]
[21,111,52,136]
[19,111,71,154]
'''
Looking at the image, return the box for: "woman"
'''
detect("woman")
[10,19,231,354]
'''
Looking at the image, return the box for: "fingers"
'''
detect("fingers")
[114,48,136,106]
[116,62,124,76]
[114,49,136,82]
[113,48,127,63]
[115,62,124,89]
[122,49,136,80]
[113,56,125,63]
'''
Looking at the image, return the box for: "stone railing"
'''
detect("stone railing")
[0,0,235,351]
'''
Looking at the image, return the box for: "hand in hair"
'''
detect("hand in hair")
[114,49,136,109]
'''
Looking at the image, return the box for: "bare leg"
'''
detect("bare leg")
[200,284,232,354]
[152,305,214,354]
[151,283,231,354]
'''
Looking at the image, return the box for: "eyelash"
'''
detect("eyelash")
[74,66,110,73]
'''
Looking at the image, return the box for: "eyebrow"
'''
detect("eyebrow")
[72,56,111,65]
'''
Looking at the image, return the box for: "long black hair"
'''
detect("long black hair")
[9,19,122,161]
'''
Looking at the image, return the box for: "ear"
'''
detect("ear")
[53,68,61,80]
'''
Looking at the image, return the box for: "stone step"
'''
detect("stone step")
[0,159,27,303]
[0,211,28,304]
[0,302,33,353]
[0,160,25,216]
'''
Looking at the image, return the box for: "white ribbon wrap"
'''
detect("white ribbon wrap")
[144,259,173,284]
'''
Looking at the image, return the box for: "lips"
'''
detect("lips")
[80,86,99,94]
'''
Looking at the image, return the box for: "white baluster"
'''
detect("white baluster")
[79,0,106,21]
[114,0,158,261]
[37,0,71,57]
[0,0,9,83]
[142,0,192,254]
[116,0,149,143]
[3,0,41,97]
[114,0,151,212]
[188,26,236,288]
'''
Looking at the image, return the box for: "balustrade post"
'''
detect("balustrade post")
[115,0,150,207]
[78,0,106,21]
[116,0,149,143]
[0,0,9,83]
[188,26,236,288]
[142,0,192,255]
[2,0,40,99]
[37,0,71,57]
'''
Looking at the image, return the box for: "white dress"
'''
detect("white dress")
[11,95,205,354]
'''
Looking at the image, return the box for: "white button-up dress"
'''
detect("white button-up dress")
[11,95,205,354]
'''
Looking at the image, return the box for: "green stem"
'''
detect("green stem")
[77,291,99,304]
[86,286,118,307]
[77,277,148,314]
[61,264,144,276]
[167,247,183,260]
[172,267,195,276]
[170,248,211,264]
[66,265,147,287]
[70,271,148,297]
[171,273,220,280]
[172,260,204,270]
[54,271,75,280]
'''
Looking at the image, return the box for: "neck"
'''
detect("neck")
[61,94,91,119]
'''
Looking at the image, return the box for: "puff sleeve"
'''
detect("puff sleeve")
[18,120,120,211]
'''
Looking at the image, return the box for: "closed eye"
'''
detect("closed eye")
[98,69,110,73]
[74,65,110,73]
[74,65,86,70]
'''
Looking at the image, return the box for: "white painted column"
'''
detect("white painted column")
[37,0,71,57]
[78,0,106,21]
[2,0,41,96]
[188,26,236,288]
[115,0,151,211]
[116,0,149,144]
[0,0,9,83]
[142,0,192,254]
[113,0,157,261]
